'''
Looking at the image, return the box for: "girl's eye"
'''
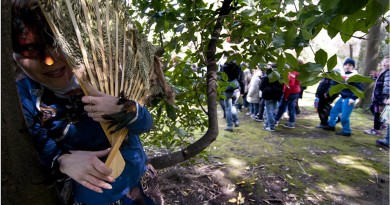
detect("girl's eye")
[19,45,41,58]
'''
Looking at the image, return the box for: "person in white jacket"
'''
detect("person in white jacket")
[247,70,262,118]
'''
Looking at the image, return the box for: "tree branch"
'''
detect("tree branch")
[150,0,234,169]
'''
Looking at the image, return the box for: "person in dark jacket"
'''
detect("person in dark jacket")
[323,58,364,136]
[314,69,340,128]
[12,1,157,204]
[364,57,390,136]
[259,64,284,131]
[221,60,245,132]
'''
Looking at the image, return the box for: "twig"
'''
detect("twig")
[278,138,285,147]
[243,165,265,180]
[297,162,307,175]
[370,168,379,184]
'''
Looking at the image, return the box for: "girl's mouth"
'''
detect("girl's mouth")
[44,67,66,78]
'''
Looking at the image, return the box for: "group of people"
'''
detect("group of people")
[9,0,389,204]
[219,60,303,132]
[219,56,389,149]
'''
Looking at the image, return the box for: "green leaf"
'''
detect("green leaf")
[285,53,298,68]
[241,9,257,17]
[272,35,285,48]
[284,24,297,43]
[300,77,322,86]
[334,0,369,15]
[327,16,342,39]
[306,63,324,72]
[165,101,177,121]
[329,83,345,97]
[327,54,338,71]
[268,70,281,82]
[345,84,364,98]
[340,17,355,43]
[319,0,341,11]
[301,28,313,40]
[347,74,374,83]
[315,49,328,66]
[366,0,389,24]
[326,70,344,82]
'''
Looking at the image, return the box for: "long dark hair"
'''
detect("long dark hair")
[11,0,55,56]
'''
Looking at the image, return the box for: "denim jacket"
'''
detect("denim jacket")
[16,77,153,204]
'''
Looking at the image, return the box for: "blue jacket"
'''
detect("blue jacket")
[17,77,153,204]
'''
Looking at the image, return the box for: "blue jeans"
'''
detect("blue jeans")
[328,97,355,133]
[385,127,390,144]
[250,103,259,115]
[224,91,239,128]
[275,93,299,126]
[264,100,278,129]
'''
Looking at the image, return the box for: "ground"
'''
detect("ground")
[153,89,389,205]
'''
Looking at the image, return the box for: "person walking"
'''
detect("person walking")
[221,60,245,132]
[364,57,389,136]
[376,99,390,148]
[323,58,363,136]
[274,70,301,129]
[314,68,341,128]
[247,70,262,118]
[259,64,284,131]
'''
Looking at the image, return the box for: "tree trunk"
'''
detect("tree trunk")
[1,1,60,204]
[149,0,233,169]
[358,21,383,110]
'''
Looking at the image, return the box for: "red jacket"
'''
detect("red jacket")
[284,71,301,100]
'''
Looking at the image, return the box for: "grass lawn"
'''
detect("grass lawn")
[159,87,389,205]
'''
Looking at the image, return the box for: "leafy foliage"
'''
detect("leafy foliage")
[125,0,389,153]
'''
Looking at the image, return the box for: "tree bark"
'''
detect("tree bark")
[149,0,233,169]
[1,1,60,204]
[358,21,383,110]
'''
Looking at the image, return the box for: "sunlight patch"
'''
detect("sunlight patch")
[310,163,329,171]
[318,182,361,202]
[226,157,247,177]
[332,155,376,175]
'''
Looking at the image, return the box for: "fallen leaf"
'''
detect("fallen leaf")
[236,181,246,185]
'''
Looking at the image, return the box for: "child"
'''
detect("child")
[323,58,363,136]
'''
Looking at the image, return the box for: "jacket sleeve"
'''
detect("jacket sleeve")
[126,103,153,135]
[315,79,325,98]
[259,77,267,91]
[238,71,245,94]
[17,85,62,172]
[283,73,296,100]
[326,79,339,98]
[383,70,390,100]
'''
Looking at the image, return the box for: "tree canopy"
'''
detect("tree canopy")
[124,0,389,168]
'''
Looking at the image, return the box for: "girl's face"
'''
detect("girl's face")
[343,63,354,72]
[382,58,389,69]
[13,27,73,89]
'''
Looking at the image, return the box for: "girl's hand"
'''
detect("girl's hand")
[58,149,115,193]
[81,84,123,122]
